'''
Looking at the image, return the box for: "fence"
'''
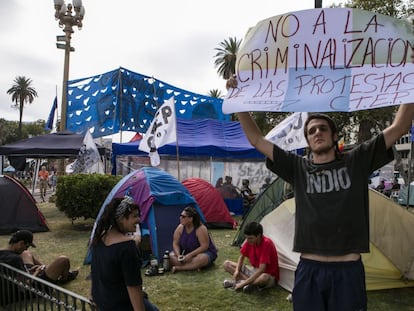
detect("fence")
[0,263,95,311]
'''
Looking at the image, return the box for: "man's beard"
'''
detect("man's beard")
[311,142,335,156]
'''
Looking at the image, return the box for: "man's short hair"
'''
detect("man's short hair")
[304,113,337,141]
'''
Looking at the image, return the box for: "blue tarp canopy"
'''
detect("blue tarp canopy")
[112,119,265,162]
[67,67,229,138]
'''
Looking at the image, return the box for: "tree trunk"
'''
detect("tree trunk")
[357,119,375,143]
[18,98,24,138]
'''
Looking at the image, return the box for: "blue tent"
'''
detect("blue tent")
[111,119,264,174]
[85,167,205,263]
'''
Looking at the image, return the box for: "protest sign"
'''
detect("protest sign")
[224,8,414,113]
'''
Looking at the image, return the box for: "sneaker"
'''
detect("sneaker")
[58,270,79,284]
[242,284,256,293]
[223,279,235,289]
[66,270,79,281]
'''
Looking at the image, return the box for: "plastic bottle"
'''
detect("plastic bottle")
[150,255,158,269]
[162,250,170,271]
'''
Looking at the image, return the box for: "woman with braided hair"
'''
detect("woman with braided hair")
[90,196,158,311]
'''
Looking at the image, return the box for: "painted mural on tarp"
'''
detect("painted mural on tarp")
[224,8,414,113]
[66,67,229,138]
[115,156,274,194]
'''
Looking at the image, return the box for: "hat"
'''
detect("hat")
[10,230,36,248]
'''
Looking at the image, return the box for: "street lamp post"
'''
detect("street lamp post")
[53,0,85,132]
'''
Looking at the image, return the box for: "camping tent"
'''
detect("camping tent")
[232,176,288,246]
[182,177,236,229]
[236,186,414,292]
[0,175,49,234]
[85,167,205,263]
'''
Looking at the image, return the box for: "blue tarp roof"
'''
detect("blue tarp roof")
[112,119,265,160]
[66,67,229,138]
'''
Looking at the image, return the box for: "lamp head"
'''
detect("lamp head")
[72,0,83,8]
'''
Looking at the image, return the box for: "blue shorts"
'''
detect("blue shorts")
[292,257,367,311]
[204,250,217,267]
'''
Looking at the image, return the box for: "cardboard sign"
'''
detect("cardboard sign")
[224,8,414,113]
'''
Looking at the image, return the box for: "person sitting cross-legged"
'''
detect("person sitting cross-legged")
[169,206,218,273]
[222,222,279,293]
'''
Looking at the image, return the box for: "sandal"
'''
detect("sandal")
[144,266,158,276]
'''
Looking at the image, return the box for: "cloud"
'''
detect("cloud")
[0,0,320,124]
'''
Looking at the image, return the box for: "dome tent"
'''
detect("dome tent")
[182,177,236,229]
[85,167,205,263]
[0,175,49,234]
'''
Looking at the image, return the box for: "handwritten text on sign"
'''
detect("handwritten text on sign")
[223,8,414,113]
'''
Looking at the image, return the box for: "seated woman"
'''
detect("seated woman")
[169,206,218,273]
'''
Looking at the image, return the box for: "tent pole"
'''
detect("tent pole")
[118,68,123,143]
[408,138,414,209]
[210,156,212,184]
[176,143,180,181]
[32,159,41,195]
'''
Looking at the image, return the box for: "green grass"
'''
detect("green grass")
[1,202,414,310]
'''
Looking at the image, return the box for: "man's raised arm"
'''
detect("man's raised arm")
[383,104,414,149]
[237,112,274,161]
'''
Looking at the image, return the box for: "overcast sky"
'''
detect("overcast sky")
[0,0,336,130]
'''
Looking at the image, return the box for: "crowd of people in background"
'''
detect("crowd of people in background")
[371,176,402,199]
[9,165,58,202]
[215,175,274,217]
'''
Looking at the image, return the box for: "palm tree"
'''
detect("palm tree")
[207,89,223,98]
[214,37,242,79]
[7,76,38,138]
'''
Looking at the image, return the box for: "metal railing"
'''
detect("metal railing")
[0,263,95,311]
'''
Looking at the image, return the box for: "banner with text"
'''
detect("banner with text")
[265,112,308,151]
[223,8,414,113]
[139,97,177,166]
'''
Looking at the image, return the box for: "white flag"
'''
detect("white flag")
[139,97,177,166]
[71,131,102,173]
[265,112,308,151]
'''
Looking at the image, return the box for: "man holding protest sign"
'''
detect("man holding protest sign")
[224,7,414,310]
